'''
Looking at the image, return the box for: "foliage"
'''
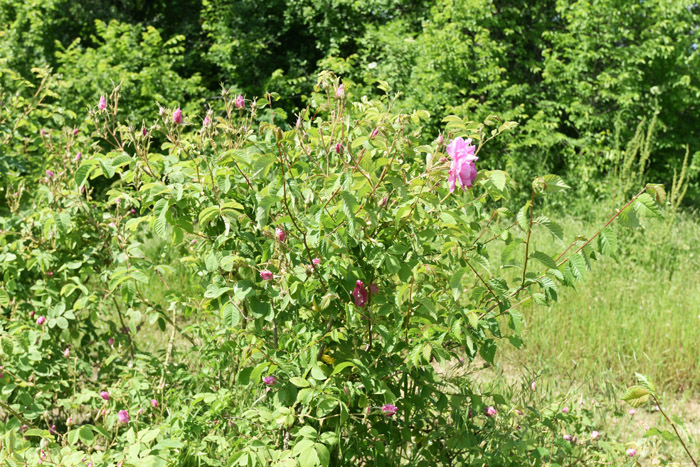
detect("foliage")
[0,69,666,464]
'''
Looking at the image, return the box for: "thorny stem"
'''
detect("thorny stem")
[521,189,536,288]
[111,296,135,361]
[651,394,698,467]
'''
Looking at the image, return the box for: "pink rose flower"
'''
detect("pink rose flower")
[260,269,273,281]
[275,227,286,242]
[561,407,569,414]
[36,316,46,325]
[203,115,211,127]
[151,399,158,407]
[486,406,497,417]
[312,258,321,267]
[381,404,397,416]
[235,95,245,109]
[591,430,599,440]
[351,280,368,308]
[262,376,276,386]
[626,448,636,457]
[629,409,635,416]
[64,348,70,358]
[446,137,478,193]
[336,84,344,98]
[118,410,129,423]
[172,108,183,124]
[98,96,107,111]
[100,391,110,401]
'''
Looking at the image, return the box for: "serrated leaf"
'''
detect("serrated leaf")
[568,253,587,280]
[633,193,662,219]
[199,206,220,225]
[290,377,310,388]
[517,201,531,232]
[530,251,557,270]
[74,163,93,187]
[221,302,240,327]
[535,216,563,241]
[450,267,468,301]
[622,386,651,407]
[598,228,618,257]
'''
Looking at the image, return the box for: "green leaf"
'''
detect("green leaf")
[221,301,240,327]
[450,267,468,301]
[330,361,355,377]
[633,193,662,219]
[199,206,220,225]
[597,228,618,257]
[622,386,651,407]
[0,289,9,307]
[290,377,310,388]
[74,163,93,187]
[79,426,95,446]
[568,253,587,280]
[530,251,557,270]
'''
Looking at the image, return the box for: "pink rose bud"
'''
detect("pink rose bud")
[67,417,73,426]
[335,142,343,154]
[75,152,82,161]
[296,116,302,128]
[591,430,599,440]
[98,95,107,110]
[46,170,54,178]
[142,125,147,136]
[370,128,378,139]
[336,84,344,98]
[437,133,444,145]
[115,198,121,204]
[203,115,211,127]
[20,424,28,432]
[312,258,321,266]
[262,376,277,386]
[47,271,53,277]
[137,408,143,415]
[626,448,636,457]
[100,391,110,401]
[381,404,397,416]
[260,269,273,281]
[531,381,536,391]
[561,407,569,414]
[381,196,388,207]
[40,129,48,137]
[486,406,497,417]
[130,208,136,214]
[235,95,245,109]
[73,128,79,136]
[173,108,183,124]
[516,409,523,416]
[36,316,46,325]
[64,348,70,357]
[351,280,368,308]
[108,337,115,346]
[151,399,158,407]
[190,239,197,245]
[275,227,286,242]
[629,409,635,416]
[109,222,116,228]
[118,410,129,423]
[49,425,57,435]
[563,434,571,441]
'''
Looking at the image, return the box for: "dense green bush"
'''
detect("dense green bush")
[0,70,665,464]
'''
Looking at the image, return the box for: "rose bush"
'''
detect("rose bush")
[0,70,663,465]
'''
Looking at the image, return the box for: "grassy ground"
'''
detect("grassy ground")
[495,205,700,464]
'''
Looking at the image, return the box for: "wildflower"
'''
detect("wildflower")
[73,128,79,136]
[203,115,211,127]
[563,434,571,441]
[151,399,158,407]
[98,96,107,111]
[382,404,397,416]
[626,448,636,457]
[46,170,54,178]
[486,406,497,417]
[235,95,245,109]
[108,337,115,346]
[275,227,286,242]
[335,142,343,154]
[591,430,599,440]
[137,408,143,415]
[100,391,110,401]
[562,407,569,414]
[40,129,48,137]
[260,270,273,281]
[262,376,276,386]
[36,316,46,325]
[172,108,183,124]
[629,409,635,416]
[64,348,70,358]
[370,128,378,139]
[446,137,478,193]
[312,258,321,267]
[351,280,368,308]
[336,84,344,98]
[75,152,81,161]
[118,410,129,424]
[437,133,444,145]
